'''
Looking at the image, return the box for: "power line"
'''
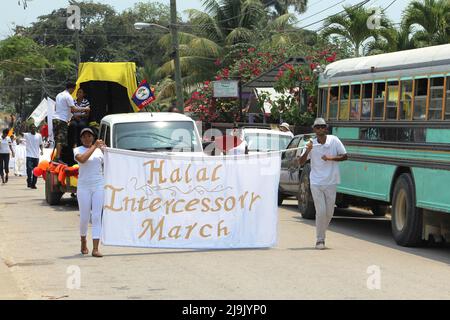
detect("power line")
[296,0,346,24]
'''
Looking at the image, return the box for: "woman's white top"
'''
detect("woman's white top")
[73,146,104,188]
[0,136,12,154]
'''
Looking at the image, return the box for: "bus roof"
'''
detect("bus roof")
[319,44,450,85]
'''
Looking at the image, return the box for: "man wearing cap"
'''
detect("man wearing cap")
[298,118,347,249]
[279,122,294,138]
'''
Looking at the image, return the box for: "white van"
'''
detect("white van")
[241,127,293,153]
[99,112,203,153]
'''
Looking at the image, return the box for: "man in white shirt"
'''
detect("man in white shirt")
[298,118,348,249]
[24,124,43,189]
[53,82,90,162]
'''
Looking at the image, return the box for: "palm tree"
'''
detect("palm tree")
[261,0,308,16]
[157,0,268,91]
[367,23,417,55]
[321,5,394,57]
[403,0,450,46]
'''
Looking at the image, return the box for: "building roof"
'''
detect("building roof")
[242,57,307,94]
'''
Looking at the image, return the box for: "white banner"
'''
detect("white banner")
[46,97,55,144]
[27,98,48,127]
[102,149,281,249]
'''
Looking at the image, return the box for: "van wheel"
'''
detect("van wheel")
[391,173,423,246]
[45,171,63,205]
[298,163,315,219]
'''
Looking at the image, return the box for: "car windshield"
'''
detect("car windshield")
[113,121,200,152]
[245,133,292,152]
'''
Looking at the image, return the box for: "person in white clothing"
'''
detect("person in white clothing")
[279,122,294,138]
[24,124,43,189]
[226,127,248,155]
[74,127,106,258]
[298,118,347,250]
[0,128,15,184]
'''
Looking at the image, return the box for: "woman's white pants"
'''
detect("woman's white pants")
[77,185,104,240]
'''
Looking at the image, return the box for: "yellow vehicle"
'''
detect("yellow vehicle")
[45,62,139,205]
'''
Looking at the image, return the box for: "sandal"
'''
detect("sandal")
[80,239,89,255]
[92,250,103,258]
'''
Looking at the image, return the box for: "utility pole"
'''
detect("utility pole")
[170,0,184,113]
[75,28,81,78]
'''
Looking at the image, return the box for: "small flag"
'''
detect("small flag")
[132,80,156,110]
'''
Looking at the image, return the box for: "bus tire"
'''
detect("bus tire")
[371,205,388,216]
[391,173,423,247]
[298,163,316,220]
[45,171,63,206]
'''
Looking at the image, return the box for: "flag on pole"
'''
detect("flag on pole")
[131,80,156,111]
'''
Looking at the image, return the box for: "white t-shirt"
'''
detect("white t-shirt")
[73,146,104,188]
[0,136,12,154]
[305,135,347,185]
[54,90,75,122]
[24,133,43,159]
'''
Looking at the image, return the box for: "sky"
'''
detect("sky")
[1,0,412,39]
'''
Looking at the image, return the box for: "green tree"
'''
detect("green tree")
[157,0,268,94]
[367,23,417,55]
[321,5,394,57]
[261,0,308,16]
[403,0,450,46]
[0,36,75,117]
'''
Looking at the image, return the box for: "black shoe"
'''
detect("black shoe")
[31,185,37,189]
[27,184,31,188]
[5,176,8,183]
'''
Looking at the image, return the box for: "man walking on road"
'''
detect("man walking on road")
[24,123,43,189]
[298,118,348,250]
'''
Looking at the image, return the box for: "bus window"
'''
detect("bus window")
[446,76,450,120]
[428,77,444,120]
[319,88,328,119]
[329,86,338,119]
[399,80,413,120]
[414,78,428,120]
[361,83,372,120]
[373,82,385,119]
[339,85,350,120]
[350,84,361,120]
[386,81,399,119]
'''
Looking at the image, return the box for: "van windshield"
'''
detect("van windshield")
[244,133,292,152]
[113,121,199,152]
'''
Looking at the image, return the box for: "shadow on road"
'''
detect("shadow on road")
[58,247,271,260]
[280,202,450,266]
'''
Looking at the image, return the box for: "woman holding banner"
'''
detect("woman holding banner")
[74,127,106,257]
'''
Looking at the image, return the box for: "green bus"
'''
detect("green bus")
[315,43,450,247]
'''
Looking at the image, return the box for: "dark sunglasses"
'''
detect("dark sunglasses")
[314,125,327,129]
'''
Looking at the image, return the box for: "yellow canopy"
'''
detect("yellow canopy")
[74,62,139,112]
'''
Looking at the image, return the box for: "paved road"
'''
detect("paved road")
[0,175,449,300]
